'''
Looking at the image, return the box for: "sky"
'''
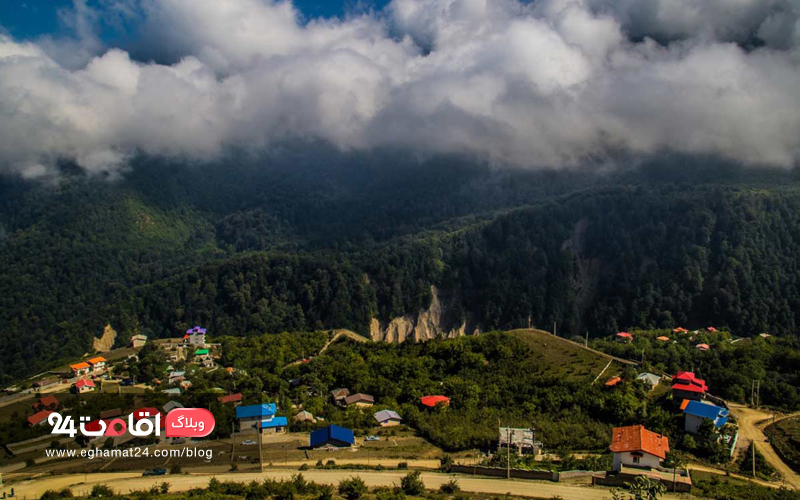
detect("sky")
[0,0,799,179]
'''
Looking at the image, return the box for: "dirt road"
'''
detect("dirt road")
[0,469,690,500]
[729,403,800,489]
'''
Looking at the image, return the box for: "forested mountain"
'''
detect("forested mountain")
[2,150,800,384]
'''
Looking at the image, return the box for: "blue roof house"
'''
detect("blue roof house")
[236,404,286,433]
[683,400,729,434]
[310,425,355,448]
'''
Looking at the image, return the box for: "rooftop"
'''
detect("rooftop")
[609,425,669,459]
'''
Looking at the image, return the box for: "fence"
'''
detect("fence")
[449,464,602,482]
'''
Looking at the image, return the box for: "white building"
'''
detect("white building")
[609,425,669,472]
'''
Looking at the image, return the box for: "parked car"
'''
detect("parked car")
[120,378,134,386]
[365,436,380,441]
[143,468,167,476]
[242,440,257,446]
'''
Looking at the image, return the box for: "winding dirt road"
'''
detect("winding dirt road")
[728,403,800,489]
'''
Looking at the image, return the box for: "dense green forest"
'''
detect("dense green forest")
[4,153,800,383]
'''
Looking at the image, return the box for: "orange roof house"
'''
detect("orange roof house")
[707,326,718,332]
[609,425,669,471]
[673,327,688,334]
[34,395,60,411]
[218,393,243,404]
[87,357,107,367]
[421,395,450,408]
[605,376,622,387]
[656,336,670,342]
[615,332,633,342]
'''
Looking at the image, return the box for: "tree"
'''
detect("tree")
[401,471,426,496]
[338,476,368,500]
[663,450,687,492]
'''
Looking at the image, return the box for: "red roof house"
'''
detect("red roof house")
[696,343,710,351]
[218,393,243,404]
[34,395,60,411]
[28,410,54,427]
[609,425,669,471]
[75,379,96,393]
[707,327,718,332]
[615,332,633,342]
[133,407,163,421]
[421,395,450,408]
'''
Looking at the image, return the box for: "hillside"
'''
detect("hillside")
[6,160,800,384]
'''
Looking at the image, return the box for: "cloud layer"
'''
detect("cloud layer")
[1,0,800,178]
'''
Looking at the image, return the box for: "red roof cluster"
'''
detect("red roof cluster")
[671,371,708,393]
[609,425,669,459]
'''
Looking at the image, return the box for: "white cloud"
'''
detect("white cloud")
[0,0,799,178]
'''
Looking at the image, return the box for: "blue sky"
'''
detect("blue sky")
[0,0,391,41]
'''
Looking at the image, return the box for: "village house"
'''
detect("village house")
[218,393,243,405]
[130,334,147,348]
[374,409,402,427]
[331,388,350,406]
[179,380,192,389]
[615,332,633,342]
[310,424,355,448]
[163,401,184,413]
[293,410,316,424]
[681,400,729,434]
[345,393,374,408]
[605,376,622,387]
[236,404,287,433]
[609,425,669,472]
[696,343,710,351]
[87,356,107,371]
[99,408,123,419]
[656,336,670,342]
[671,371,708,403]
[70,362,91,377]
[28,410,54,427]
[33,377,59,390]
[74,379,96,393]
[33,395,60,412]
[168,371,186,384]
[162,388,181,396]
[185,326,207,347]
[421,395,450,407]
[636,373,661,390]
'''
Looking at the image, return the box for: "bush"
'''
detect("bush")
[376,487,406,500]
[439,479,460,494]
[338,476,368,500]
[398,462,408,469]
[170,464,182,474]
[160,482,171,494]
[316,484,334,500]
[41,489,73,500]
[401,471,426,496]
[440,454,454,472]
[89,485,115,497]
[299,463,310,471]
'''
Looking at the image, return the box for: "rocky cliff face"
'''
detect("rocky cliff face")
[370,286,481,342]
[92,323,117,352]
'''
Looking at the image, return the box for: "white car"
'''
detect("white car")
[365,436,380,441]
[242,440,257,446]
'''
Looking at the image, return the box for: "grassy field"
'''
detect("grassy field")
[508,329,623,381]
[766,416,800,474]
[691,471,800,500]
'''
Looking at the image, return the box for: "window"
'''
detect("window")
[632,456,640,464]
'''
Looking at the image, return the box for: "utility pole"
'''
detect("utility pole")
[756,381,761,409]
[553,322,557,337]
[230,420,235,463]
[751,380,755,407]
[258,424,263,473]
[506,427,511,479]
[585,331,589,347]
[752,440,756,479]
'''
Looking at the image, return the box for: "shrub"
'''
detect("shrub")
[170,464,182,474]
[401,471,426,496]
[160,482,171,494]
[89,485,115,497]
[439,479,460,494]
[299,463,310,471]
[398,462,408,469]
[41,489,73,500]
[316,484,334,500]
[338,476,368,500]
[375,486,406,500]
